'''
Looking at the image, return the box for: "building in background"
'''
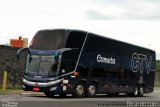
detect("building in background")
[10,36,28,48]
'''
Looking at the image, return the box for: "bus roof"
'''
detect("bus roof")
[36,29,155,52]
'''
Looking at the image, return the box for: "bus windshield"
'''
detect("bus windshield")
[25,55,58,77]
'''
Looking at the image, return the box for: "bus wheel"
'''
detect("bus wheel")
[44,92,55,97]
[133,86,138,97]
[138,86,144,97]
[87,84,96,97]
[59,93,67,98]
[74,83,85,97]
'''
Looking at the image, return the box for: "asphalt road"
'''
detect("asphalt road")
[0,89,160,107]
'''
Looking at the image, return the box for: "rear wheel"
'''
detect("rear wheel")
[132,86,138,97]
[44,92,55,97]
[107,93,119,97]
[73,83,86,97]
[87,84,97,97]
[138,86,144,97]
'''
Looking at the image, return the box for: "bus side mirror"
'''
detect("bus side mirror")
[54,51,61,61]
[16,48,30,60]
[29,55,32,62]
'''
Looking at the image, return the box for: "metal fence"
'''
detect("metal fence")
[0,45,27,88]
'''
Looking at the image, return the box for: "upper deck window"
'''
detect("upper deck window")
[30,30,67,50]
[65,31,86,49]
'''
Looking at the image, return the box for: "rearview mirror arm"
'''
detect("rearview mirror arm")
[16,48,30,60]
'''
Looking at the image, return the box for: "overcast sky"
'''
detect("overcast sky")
[0,0,160,59]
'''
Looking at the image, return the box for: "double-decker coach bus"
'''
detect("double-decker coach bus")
[17,29,156,97]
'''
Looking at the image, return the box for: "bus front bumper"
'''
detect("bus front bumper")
[22,78,75,93]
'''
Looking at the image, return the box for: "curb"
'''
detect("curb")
[20,92,44,95]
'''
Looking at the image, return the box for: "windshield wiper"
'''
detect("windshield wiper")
[25,72,37,76]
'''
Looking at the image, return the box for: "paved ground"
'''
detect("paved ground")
[0,89,160,107]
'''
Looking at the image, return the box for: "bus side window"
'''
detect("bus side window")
[118,68,135,80]
[52,62,58,71]
[61,60,73,74]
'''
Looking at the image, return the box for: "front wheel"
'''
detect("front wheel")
[44,92,55,97]
[59,93,67,98]
[132,86,138,97]
[138,86,144,97]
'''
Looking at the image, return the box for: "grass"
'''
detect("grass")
[0,89,24,95]
[0,85,22,90]
[156,60,160,72]
[154,84,160,88]
[0,86,23,94]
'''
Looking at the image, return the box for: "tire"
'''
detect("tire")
[127,93,133,97]
[138,86,144,97]
[73,83,86,97]
[107,93,113,97]
[107,93,119,97]
[59,93,67,97]
[87,84,97,97]
[132,86,138,97]
[44,92,55,97]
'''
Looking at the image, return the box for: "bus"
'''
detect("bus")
[17,29,156,97]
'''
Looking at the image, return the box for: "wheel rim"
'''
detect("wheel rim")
[134,87,138,96]
[140,87,143,95]
[88,85,96,96]
[76,85,84,96]
[44,92,55,97]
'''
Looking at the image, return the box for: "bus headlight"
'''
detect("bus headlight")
[50,87,57,91]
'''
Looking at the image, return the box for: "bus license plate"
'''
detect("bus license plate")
[33,87,39,91]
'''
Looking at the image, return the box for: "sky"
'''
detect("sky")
[0,0,160,59]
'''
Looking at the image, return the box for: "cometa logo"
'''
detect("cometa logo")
[97,54,116,64]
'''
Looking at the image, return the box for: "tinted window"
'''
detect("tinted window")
[85,34,117,55]
[118,68,136,79]
[65,31,86,49]
[92,67,118,79]
[30,30,67,50]
[118,42,138,57]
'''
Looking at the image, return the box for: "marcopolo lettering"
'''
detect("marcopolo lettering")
[97,54,115,64]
